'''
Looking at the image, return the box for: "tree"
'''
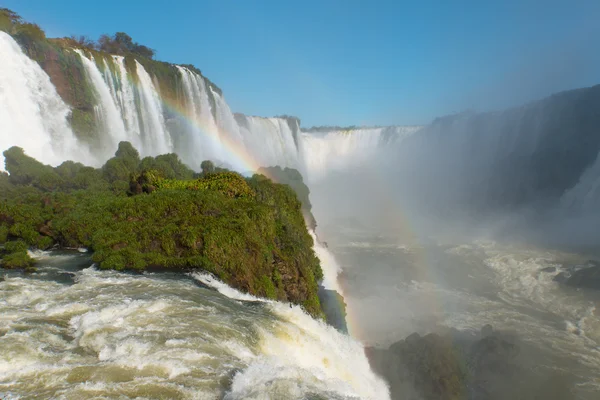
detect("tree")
[200,160,215,175]
[69,34,95,48]
[114,32,134,50]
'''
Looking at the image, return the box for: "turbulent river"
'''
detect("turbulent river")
[320,222,600,399]
[0,251,389,400]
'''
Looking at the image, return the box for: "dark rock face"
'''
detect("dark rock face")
[368,333,466,400]
[317,287,348,333]
[367,326,574,400]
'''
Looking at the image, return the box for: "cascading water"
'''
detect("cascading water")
[0,32,85,169]
[300,126,421,182]
[102,59,119,109]
[175,66,223,166]
[209,89,247,169]
[74,49,128,159]
[113,56,143,146]
[237,115,303,171]
[134,60,173,156]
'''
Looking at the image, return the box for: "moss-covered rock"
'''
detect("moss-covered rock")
[1,240,35,271]
[0,144,324,317]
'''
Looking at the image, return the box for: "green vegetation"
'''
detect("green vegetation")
[258,166,317,230]
[0,143,324,317]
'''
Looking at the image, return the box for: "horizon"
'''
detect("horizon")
[4,0,600,127]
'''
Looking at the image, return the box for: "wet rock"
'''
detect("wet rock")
[552,272,570,284]
[318,287,348,333]
[563,264,600,290]
[481,324,494,337]
[373,333,466,400]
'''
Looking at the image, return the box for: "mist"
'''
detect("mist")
[303,83,600,399]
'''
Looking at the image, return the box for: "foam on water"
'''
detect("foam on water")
[1,256,389,399]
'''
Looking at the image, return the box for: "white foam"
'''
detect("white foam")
[194,273,390,399]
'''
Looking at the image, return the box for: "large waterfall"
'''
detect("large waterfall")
[0,33,416,179]
[0,32,85,170]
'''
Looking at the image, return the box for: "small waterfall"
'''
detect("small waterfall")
[74,49,127,158]
[210,89,247,170]
[102,58,119,108]
[176,66,222,166]
[0,32,84,169]
[135,60,172,156]
[113,56,142,146]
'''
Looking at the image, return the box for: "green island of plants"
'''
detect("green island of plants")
[0,142,324,317]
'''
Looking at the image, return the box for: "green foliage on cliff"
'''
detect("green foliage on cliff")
[97,32,155,59]
[0,143,324,317]
[0,8,45,42]
[257,166,317,230]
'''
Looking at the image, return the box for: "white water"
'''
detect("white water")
[0,256,390,400]
[192,272,390,400]
[0,32,85,170]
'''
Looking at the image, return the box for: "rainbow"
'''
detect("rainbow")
[112,62,443,347]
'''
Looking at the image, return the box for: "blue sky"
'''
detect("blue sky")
[5,0,600,127]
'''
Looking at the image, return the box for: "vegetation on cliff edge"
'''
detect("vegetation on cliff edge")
[0,143,324,317]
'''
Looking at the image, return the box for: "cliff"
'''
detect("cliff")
[0,8,221,145]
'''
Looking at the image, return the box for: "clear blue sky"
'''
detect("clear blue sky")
[4,0,600,127]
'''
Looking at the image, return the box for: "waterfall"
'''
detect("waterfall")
[300,126,421,182]
[237,115,302,171]
[0,32,85,170]
[74,49,128,160]
[113,56,142,147]
[102,58,119,108]
[561,151,600,212]
[209,89,247,170]
[134,60,172,156]
[176,66,222,167]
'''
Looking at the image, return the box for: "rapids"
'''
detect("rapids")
[0,252,390,399]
